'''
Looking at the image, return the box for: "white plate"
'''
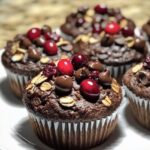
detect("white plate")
[0,50,150,150]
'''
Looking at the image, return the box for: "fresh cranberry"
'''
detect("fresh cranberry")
[144,56,150,69]
[57,59,74,76]
[92,23,102,34]
[44,32,60,43]
[88,71,99,82]
[80,79,100,100]
[27,28,41,40]
[105,22,121,35]
[94,4,107,14]
[121,26,134,37]
[76,18,85,27]
[43,63,57,78]
[44,41,58,55]
[72,53,88,69]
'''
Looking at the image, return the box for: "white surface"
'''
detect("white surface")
[0,50,150,150]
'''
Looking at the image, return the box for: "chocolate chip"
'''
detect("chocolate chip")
[134,38,145,52]
[28,47,41,62]
[114,36,125,46]
[34,36,46,47]
[55,75,73,93]
[21,37,32,48]
[101,34,114,46]
[99,70,112,86]
[60,43,73,52]
[88,61,104,71]
[137,71,150,86]
[41,25,52,34]
[75,67,89,82]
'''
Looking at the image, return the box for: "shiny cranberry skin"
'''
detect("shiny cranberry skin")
[44,41,58,55]
[144,56,150,69]
[80,79,100,100]
[44,32,60,42]
[94,4,107,14]
[72,53,88,69]
[76,18,85,27]
[121,26,134,37]
[57,59,74,76]
[27,28,41,40]
[92,23,102,34]
[88,71,99,82]
[105,22,121,35]
[43,63,57,78]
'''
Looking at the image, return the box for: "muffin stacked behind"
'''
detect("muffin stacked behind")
[123,56,150,129]
[23,54,122,149]
[61,4,135,38]
[2,25,73,97]
[73,21,148,79]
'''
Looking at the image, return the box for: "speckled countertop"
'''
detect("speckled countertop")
[0,0,149,48]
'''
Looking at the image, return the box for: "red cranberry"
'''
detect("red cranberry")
[76,18,85,27]
[144,56,150,69]
[94,4,107,14]
[72,53,88,69]
[57,59,74,76]
[88,71,99,82]
[44,32,60,43]
[80,79,100,100]
[44,41,58,55]
[105,22,121,35]
[43,63,57,78]
[121,26,134,37]
[92,23,102,34]
[27,28,41,40]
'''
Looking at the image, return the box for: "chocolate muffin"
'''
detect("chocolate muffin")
[123,56,150,129]
[61,4,135,39]
[73,21,148,79]
[142,19,150,42]
[2,25,73,97]
[23,54,122,149]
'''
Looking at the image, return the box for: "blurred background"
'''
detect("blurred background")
[0,0,149,48]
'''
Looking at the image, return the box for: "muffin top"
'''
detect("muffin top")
[142,19,150,41]
[2,25,73,76]
[123,56,150,99]
[73,21,147,66]
[61,4,135,38]
[23,54,122,121]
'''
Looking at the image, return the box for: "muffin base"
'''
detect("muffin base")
[106,63,134,82]
[124,85,150,129]
[6,69,31,98]
[28,109,118,149]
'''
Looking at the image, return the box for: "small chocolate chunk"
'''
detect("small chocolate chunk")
[134,38,145,52]
[55,75,73,93]
[61,43,73,52]
[101,34,114,47]
[99,70,112,86]
[137,71,150,86]
[34,36,46,46]
[28,47,41,62]
[21,37,32,48]
[114,36,125,46]
[88,61,104,71]
[75,67,89,82]
[41,25,52,34]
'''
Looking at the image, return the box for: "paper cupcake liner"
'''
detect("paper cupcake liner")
[124,85,150,129]
[28,109,118,149]
[106,63,133,80]
[5,69,31,98]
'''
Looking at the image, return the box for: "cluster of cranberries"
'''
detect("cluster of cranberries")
[74,4,134,37]
[43,53,107,99]
[26,26,60,56]
[143,56,150,69]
